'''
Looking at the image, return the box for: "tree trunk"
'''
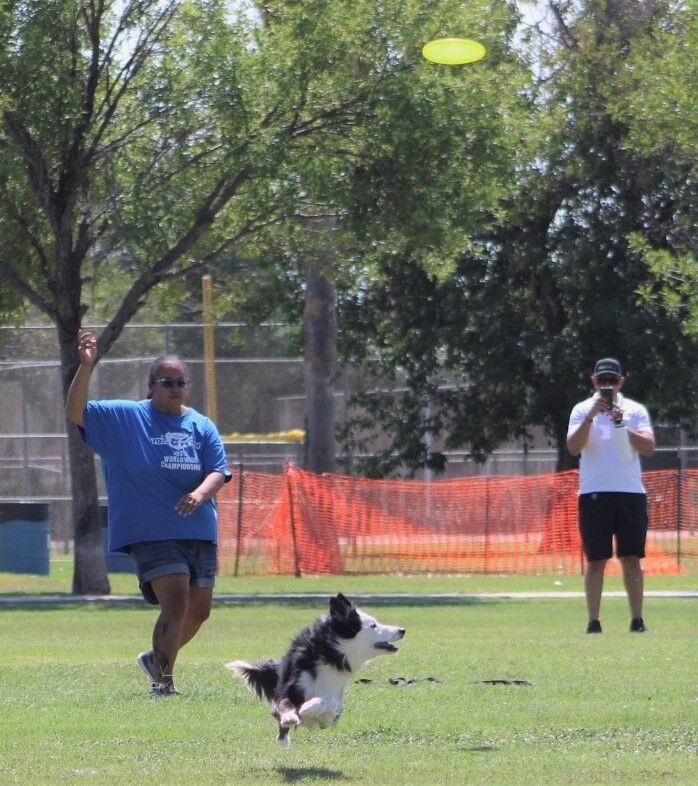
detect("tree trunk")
[67,425,110,594]
[59,330,110,595]
[555,429,578,472]
[303,219,337,474]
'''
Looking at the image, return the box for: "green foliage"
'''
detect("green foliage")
[0,283,26,325]
[0,0,531,588]
[613,1,698,161]
[338,0,698,476]
[0,0,527,327]
[633,236,698,339]
[609,2,698,341]
[2,0,696,487]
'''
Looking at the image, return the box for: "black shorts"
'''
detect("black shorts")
[128,539,217,605]
[578,492,648,562]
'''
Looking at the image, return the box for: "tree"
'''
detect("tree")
[0,0,528,589]
[612,0,698,162]
[338,0,698,476]
[610,2,698,338]
[1,0,285,592]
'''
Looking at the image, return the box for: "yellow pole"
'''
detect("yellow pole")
[202,275,218,423]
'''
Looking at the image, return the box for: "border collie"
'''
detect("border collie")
[226,593,406,747]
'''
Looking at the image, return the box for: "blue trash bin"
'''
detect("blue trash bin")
[0,502,51,575]
[100,506,135,573]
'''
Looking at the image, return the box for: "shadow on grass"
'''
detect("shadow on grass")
[463,744,499,752]
[277,766,349,783]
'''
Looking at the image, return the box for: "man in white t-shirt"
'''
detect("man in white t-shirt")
[567,358,655,634]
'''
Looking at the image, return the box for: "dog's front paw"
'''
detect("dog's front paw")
[276,698,300,728]
[279,710,300,728]
[299,697,340,728]
[299,696,324,720]
[279,710,301,729]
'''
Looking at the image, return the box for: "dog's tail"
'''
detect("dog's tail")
[225,659,279,703]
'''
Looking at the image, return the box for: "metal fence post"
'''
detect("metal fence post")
[234,461,244,577]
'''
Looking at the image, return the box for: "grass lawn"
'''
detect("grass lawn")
[0,595,695,785]
[1,553,697,596]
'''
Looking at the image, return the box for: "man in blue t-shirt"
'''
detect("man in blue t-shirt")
[67,329,230,697]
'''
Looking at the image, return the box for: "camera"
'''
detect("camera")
[599,387,613,406]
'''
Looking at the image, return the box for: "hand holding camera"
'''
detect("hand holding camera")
[599,387,624,425]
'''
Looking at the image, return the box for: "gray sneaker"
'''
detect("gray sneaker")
[149,682,180,698]
[137,650,159,683]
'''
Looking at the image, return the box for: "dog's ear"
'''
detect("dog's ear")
[329,593,361,637]
[336,592,352,607]
[329,593,353,618]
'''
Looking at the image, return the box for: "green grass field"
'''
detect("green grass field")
[0,589,696,785]
[1,553,697,596]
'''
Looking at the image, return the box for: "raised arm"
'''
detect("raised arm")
[65,330,97,427]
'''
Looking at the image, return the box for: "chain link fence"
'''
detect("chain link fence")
[1,323,696,548]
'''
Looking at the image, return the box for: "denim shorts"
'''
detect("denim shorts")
[128,539,217,605]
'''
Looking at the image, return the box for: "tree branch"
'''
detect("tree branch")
[548,1,579,51]
[53,0,105,214]
[2,110,56,223]
[6,202,52,283]
[0,257,56,319]
[96,164,252,355]
[86,2,179,163]
[198,212,284,264]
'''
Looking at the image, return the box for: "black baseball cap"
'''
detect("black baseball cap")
[593,357,623,377]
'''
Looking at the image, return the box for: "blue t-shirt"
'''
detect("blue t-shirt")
[82,399,229,552]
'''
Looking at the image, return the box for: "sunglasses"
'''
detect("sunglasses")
[153,377,190,389]
[595,375,620,386]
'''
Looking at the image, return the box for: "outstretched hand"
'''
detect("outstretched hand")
[77,329,97,366]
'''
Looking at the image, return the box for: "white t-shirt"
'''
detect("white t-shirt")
[567,392,654,494]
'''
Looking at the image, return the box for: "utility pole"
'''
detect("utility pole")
[202,275,218,424]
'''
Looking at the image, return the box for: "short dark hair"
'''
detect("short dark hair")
[148,355,187,384]
[147,356,187,398]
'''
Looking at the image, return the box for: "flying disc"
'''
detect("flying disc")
[422,38,486,65]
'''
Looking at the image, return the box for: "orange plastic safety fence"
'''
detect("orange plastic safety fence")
[217,469,289,576]
[217,467,697,576]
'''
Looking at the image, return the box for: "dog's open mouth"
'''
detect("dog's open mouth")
[374,642,399,653]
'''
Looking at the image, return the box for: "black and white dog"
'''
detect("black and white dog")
[226,593,406,747]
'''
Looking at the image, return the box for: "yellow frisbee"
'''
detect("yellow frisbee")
[422,38,486,65]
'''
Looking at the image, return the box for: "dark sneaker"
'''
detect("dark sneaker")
[630,617,647,632]
[586,619,602,634]
[137,650,159,683]
[149,682,180,698]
